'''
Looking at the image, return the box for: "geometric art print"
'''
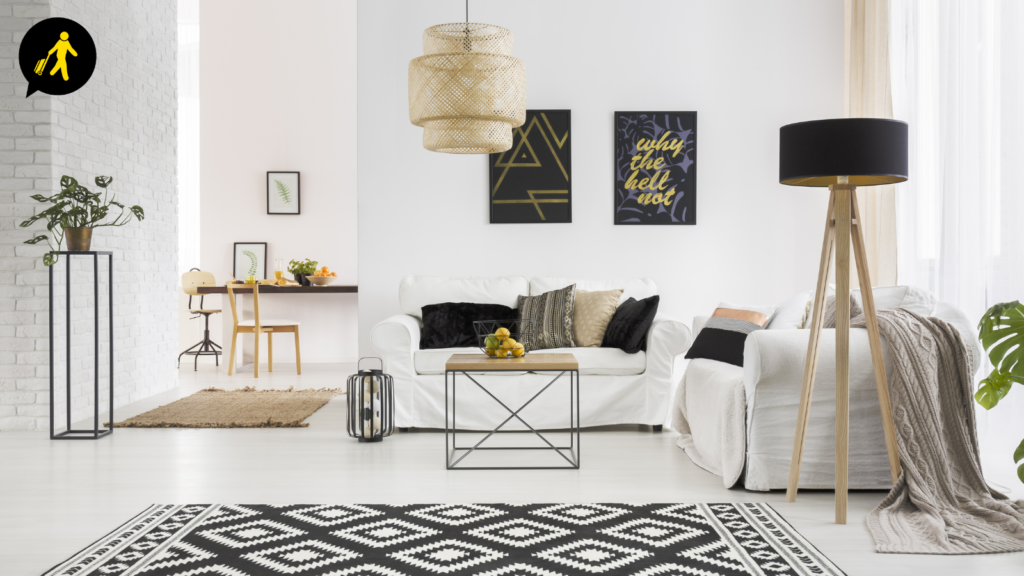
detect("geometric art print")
[41,503,845,576]
[490,110,571,224]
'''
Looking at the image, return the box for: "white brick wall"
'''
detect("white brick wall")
[0,0,177,430]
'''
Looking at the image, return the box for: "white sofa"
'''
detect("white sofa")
[672,286,981,491]
[372,275,692,430]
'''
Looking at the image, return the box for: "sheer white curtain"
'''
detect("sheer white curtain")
[178,0,200,276]
[890,0,1024,479]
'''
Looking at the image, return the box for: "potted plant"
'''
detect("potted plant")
[19,175,144,266]
[288,258,318,286]
[975,300,1024,484]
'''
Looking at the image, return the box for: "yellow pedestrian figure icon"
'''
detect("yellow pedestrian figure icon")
[35,31,76,81]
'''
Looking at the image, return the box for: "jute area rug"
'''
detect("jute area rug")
[108,387,343,428]
[42,503,845,576]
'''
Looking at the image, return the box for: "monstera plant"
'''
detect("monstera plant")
[20,175,144,266]
[975,301,1024,483]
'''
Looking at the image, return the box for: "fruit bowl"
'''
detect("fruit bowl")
[473,319,534,358]
[307,276,337,286]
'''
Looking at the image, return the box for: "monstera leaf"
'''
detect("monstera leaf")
[95,176,113,188]
[978,301,1024,386]
[1016,440,1024,483]
[975,370,1014,410]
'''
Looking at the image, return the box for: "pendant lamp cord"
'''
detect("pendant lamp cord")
[466,0,469,22]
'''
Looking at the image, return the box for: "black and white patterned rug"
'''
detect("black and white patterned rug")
[43,503,845,576]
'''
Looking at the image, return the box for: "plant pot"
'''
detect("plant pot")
[65,227,93,251]
[293,273,311,287]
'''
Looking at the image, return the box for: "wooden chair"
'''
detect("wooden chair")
[179,269,222,370]
[225,283,301,378]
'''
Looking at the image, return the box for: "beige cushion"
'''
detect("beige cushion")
[573,289,624,347]
[413,347,646,376]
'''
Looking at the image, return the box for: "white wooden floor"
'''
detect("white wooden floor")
[1,362,1022,575]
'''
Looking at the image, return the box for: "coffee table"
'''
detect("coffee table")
[445,353,580,470]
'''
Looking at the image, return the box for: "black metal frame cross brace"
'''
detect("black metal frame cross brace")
[445,367,580,470]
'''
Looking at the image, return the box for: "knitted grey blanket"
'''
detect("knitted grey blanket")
[857,309,1024,554]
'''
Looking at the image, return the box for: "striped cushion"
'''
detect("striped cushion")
[517,285,577,351]
[685,303,775,367]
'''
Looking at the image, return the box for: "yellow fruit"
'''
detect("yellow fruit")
[511,343,525,357]
[495,348,510,358]
[495,327,510,341]
[501,338,517,350]
[485,348,497,357]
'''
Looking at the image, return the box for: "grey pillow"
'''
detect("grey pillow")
[823,293,863,329]
[516,285,577,351]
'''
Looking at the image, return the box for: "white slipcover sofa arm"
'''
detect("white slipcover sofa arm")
[740,328,893,490]
[370,314,422,427]
[645,316,692,420]
[646,315,692,372]
[692,315,710,339]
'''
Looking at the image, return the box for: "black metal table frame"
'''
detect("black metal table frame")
[445,367,580,470]
[49,252,113,440]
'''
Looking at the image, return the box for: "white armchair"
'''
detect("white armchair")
[673,288,980,490]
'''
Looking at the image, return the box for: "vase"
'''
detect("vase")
[65,227,93,251]
[294,273,310,287]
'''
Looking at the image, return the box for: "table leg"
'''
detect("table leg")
[221,292,241,372]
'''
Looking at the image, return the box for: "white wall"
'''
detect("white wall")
[0,0,178,430]
[199,0,358,363]
[358,0,844,354]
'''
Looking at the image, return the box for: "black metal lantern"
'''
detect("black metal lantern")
[347,357,395,442]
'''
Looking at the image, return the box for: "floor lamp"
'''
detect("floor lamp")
[779,118,909,524]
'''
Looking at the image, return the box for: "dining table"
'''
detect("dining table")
[196,284,358,371]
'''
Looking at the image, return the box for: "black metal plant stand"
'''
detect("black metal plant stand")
[49,251,113,440]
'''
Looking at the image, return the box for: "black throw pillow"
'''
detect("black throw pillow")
[419,302,518,349]
[601,295,660,353]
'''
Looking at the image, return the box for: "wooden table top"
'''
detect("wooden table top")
[445,353,578,371]
[197,285,358,294]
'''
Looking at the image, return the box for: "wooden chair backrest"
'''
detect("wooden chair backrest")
[182,271,216,296]
[224,283,260,330]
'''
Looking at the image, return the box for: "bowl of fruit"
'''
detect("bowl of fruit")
[308,265,338,286]
[474,319,533,358]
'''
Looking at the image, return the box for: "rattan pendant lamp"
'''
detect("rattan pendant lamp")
[408,0,526,154]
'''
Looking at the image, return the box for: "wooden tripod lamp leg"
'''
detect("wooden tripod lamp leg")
[850,189,902,483]
[786,190,837,502]
[833,186,853,525]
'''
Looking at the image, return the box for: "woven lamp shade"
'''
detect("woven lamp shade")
[409,23,526,154]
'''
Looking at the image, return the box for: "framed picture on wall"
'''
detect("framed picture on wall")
[267,171,300,214]
[233,242,267,280]
[489,110,571,223]
[614,111,697,225]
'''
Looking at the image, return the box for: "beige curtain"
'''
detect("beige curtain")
[845,0,897,286]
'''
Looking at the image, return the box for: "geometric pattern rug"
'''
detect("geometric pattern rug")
[42,503,845,576]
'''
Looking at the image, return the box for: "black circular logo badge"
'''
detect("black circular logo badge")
[18,17,96,97]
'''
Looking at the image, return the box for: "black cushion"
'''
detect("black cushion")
[419,302,518,349]
[601,295,659,354]
[684,327,749,367]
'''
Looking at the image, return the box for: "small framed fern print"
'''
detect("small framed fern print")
[233,242,266,281]
[267,171,300,214]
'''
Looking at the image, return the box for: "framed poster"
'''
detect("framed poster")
[614,112,696,225]
[267,171,300,214]
[489,110,571,223]
[233,242,267,280]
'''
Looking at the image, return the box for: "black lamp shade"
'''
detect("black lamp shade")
[779,118,908,187]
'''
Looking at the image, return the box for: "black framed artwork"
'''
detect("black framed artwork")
[233,242,266,280]
[267,171,300,214]
[489,110,571,223]
[614,112,697,225]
